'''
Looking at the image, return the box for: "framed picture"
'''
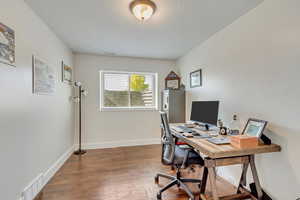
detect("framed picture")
[62,61,73,84]
[0,22,15,66]
[242,118,268,138]
[32,55,56,95]
[190,69,202,88]
[165,71,180,90]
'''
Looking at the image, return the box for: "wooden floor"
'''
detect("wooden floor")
[38,145,237,200]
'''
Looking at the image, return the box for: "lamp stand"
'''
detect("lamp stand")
[74,85,86,155]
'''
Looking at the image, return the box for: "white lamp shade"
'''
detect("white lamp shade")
[130,0,156,21]
[132,4,154,21]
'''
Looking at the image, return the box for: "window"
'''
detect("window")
[100,71,158,111]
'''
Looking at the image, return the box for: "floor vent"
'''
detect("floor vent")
[22,173,43,200]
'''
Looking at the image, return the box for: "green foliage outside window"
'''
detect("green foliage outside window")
[130,75,149,92]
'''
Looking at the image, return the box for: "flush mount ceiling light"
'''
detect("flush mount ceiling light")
[130,0,157,22]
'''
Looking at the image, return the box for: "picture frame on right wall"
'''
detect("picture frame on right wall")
[190,69,202,88]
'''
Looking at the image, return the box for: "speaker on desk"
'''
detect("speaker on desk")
[260,134,272,145]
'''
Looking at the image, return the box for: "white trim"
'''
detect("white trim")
[99,70,158,111]
[216,167,237,185]
[21,145,75,200]
[42,145,75,187]
[100,70,158,76]
[100,106,158,112]
[81,138,161,150]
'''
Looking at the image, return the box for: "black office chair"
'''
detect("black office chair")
[155,112,204,200]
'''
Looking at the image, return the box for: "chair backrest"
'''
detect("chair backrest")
[160,112,175,165]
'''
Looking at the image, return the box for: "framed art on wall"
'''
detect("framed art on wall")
[62,61,73,84]
[190,69,202,88]
[0,22,15,66]
[165,71,181,90]
[32,55,56,95]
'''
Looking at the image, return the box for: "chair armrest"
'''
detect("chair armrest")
[176,141,188,145]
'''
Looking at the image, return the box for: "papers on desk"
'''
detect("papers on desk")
[182,132,193,138]
[174,127,238,145]
[171,125,220,139]
[207,137,231,145]
[171,127,185,133]
[194,134,212,139]
[193,129,219,137]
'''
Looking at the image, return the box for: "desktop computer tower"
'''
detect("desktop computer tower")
[161,89,185,123]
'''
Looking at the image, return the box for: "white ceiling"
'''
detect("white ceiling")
[25,0,263,60]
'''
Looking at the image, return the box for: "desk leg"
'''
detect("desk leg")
[250,155,263,199]
[200,167,208,195]
[237,162,249,193]
[208,167,219,200]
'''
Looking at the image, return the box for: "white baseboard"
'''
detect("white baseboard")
[81,138,161,150]
[42,145,75,187]
[21,145,75,200]
[20,139,159,200]
[216,167,238,186]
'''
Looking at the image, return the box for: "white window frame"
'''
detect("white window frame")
[99,70,158,111]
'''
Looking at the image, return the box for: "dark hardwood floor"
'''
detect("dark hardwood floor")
[37,145,236,200]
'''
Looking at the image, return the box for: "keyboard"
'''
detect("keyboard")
[172,125,193,133]
[177,125,193,133]
[193,127,207,132]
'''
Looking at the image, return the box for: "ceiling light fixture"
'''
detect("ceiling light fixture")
[130,0,156,22]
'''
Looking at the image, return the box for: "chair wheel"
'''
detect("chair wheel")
[155,176,159,184]
[157,193,161,200]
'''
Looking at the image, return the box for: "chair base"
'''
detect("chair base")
[155,172,201,200]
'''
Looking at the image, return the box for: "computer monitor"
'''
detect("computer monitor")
[190,101,219,130]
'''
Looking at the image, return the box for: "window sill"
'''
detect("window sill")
[100,107,159,112]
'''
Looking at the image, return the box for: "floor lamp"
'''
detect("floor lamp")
[73,81,88,155]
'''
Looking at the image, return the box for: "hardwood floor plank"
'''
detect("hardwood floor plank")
[37,145,236,200]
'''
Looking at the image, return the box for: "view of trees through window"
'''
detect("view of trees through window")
[103,72,155,108]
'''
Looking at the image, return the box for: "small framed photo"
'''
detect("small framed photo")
[62,61,73,84]
[242,118,268,138]
[190,69,202,88]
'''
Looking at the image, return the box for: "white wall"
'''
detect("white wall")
[176,0,300,199]
[74,53,175,148]
[0,0,74,199]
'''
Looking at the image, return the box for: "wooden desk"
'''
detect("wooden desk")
[170,124,281,200]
